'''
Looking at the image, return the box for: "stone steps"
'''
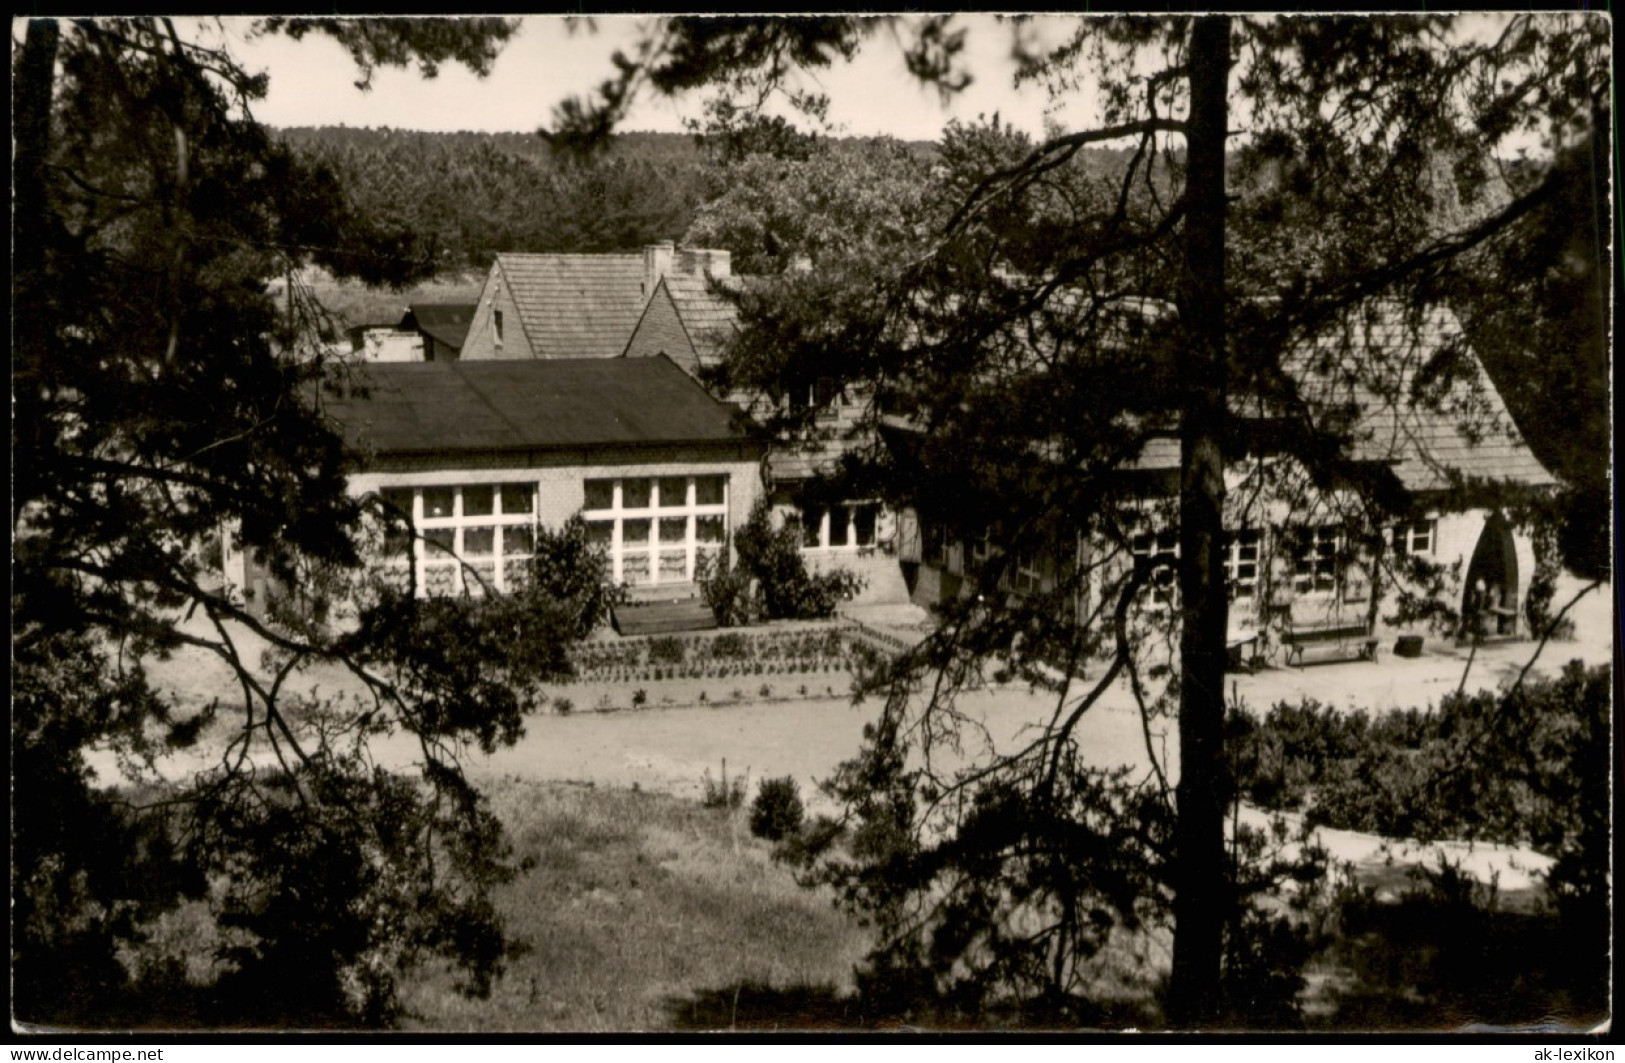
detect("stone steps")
[611,597,718,636]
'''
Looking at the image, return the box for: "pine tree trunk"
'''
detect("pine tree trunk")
[1167,13,1233,1028]
[14,18,60,528]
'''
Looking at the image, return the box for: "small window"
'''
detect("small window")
[1131,530,1179,607]
[853,504,878,547]
[1225,528,1262,601]
[801,506,824,549]
[1013,551,1043,594]
[1292,526,1341,595]
[1392,520,1434,557]
[828,509,851,548]
[494,308,504,345]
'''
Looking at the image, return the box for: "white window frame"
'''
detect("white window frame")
[1392,519,1435,558]
[801,500,880,551]
[1224,528,1262,602]
[581,475,729,587]
[1012,550,1043,595]
[1131,529,1180,608]
[385,482,539,597]
[1292,525,1341,596]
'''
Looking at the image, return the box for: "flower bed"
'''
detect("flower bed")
[568,625,885,685]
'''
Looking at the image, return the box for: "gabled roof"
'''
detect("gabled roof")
[661,271,741,367]
[1279,301,1554,492]
[494,253,649,359]
[403,302,477,352]
[325,355,752,458]
[880,296,1553,496]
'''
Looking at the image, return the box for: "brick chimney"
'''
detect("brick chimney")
[674,247,732,280]
[642,241,675,298]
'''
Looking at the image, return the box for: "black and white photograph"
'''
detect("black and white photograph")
[11,13,1613,1037]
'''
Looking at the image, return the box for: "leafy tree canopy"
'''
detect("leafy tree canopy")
[557,14,1611,1026]
[9,16,615,1027]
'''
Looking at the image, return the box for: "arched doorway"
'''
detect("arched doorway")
[1462,512,1519,639]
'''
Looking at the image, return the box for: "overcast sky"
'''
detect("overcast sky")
[216,15,1086,140]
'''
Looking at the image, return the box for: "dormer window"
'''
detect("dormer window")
[789,377,841,420]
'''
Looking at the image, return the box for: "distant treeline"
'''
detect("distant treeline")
[278,128,716,270]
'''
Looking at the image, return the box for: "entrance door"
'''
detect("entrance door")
[1463,512,1519,638]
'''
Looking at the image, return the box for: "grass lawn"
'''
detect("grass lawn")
[401,778,873,1032]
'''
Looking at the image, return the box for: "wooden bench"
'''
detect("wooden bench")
[1282,620,1377,667]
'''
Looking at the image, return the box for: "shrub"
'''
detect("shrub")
[631,688,648,708]
[709,499,866,622]
[700,762,748,810]
[1229,663,1609,955]
[552,696,574,717]
[524,514,629,638]
[695,546,753,627]
[749,776,805,842]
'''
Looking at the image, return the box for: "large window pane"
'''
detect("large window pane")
[423,487,455,519]
[500,483,535,516]
[584,479,615,511]
[622,479,652,509]
[659,517,687,543]
[623,518,652,546]
[854,504,878,546]
[584,520,613,547]
[463,485,493,517]
[622,552,651,585]
[503,526,535,557]
[695,476,725,506]
[464,526,495,557]
[424,527,455,554]
[659,550,688,579]
[657,477,689,509]
[696,515,725,544]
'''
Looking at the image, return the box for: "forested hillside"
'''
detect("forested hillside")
[277,128,715,270]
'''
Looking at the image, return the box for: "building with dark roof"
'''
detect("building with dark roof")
[401,302,477,361]
[225,356,765,606]
[460,243,733,362]
[896,299,1558,659]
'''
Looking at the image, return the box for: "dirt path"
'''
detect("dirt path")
[109,576,1609,895]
